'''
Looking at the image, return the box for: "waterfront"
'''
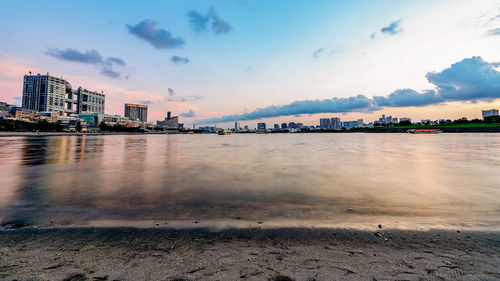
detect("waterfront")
[1,133,499,230]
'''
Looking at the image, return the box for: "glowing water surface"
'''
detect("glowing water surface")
[0,134,499,230]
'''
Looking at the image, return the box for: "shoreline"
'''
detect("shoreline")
[1,227,499,280]
[1,128,500,137]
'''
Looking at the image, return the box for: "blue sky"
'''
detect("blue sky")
[1,0,500,127]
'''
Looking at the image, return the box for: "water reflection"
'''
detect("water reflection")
[0,134,499,229]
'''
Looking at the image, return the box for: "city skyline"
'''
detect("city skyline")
[1,0,500,127]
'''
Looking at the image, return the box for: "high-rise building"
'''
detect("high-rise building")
[257,122,266,131]
[331,117,341,130]
[157,111,178,129]
[124,103,148,122]
[320,118,331,129]
[281,123,288,129]
[22,73,104,116]
[273,124,280,129]
[234,122,238,131]
[482,109,499,119]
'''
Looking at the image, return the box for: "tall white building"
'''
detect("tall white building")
[22,73,104,116]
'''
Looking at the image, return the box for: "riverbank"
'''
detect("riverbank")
[0,227,498,281]
[0,131,168,137]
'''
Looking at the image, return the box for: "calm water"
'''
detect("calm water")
[0,134,499,230]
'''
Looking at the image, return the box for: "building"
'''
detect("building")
[400,117,412,123]
[74,87,105,115]
[288,122,299,129]
[22,73,104,116]
[124,103,148,122]
[22,74,71,114]
[0,102,17,114]
[234,122,238,131]
[482,109,499,120]
[281,123,288,129]
[331,117,341,130]
[157,111,179,129]
[78,113,121,127]
[320,118,331,129]
[257,122,266,131]
[273,124,280,129]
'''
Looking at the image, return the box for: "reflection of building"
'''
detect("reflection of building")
[22,73,105,116]
[157,111,179,129]
[124,103,148,122]
[482,109,499,119]
[257,122,266,131]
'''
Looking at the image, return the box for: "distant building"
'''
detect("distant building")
[257,122,266,131]
[281,123,288,129]
[400,117,412,123]
[320,118,331,129]
[331,117,341,130]
[199,126,216,133]
[357,119,364,127]
[288,122,299,129]
[78,113,120,127]
[482,109,499,119]
[157,111,179,129]
[273,124,280,129]
[234,122,238,131]
[0,102,17,114]
[22,73,104,116]
[124,103,148,122]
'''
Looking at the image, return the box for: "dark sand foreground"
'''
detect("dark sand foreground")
[0,227,499,281]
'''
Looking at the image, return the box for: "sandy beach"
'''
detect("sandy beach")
[0,227,499,281]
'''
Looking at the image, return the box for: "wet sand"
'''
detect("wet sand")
[0,227,499,281]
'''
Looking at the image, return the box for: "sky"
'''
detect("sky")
[1,0,500,128]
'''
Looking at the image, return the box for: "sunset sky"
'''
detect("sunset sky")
[1,0,500,127]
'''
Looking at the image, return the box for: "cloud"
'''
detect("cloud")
[487,28,500,36]
[188,11,210,32]
[171,56,190,64]
[46,48,126,79]
[197,95,375,123]
[126,19,185,49]
[312,48,324,58]
[191,94,203,100]
[210,8,232,34]
[374,89,443,107]
[380,19,403,35]
[426,56,500,101]
[139,100,153,105]
[168,88,176,96]
[187,8,232,35]
[46,48,103,64]
[180,109,196,117]
[196,56,500,124]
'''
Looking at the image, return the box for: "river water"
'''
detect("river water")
[0,134,499,230]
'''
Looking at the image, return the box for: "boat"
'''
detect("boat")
[217,129,226,135]
[407,129,442,134]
